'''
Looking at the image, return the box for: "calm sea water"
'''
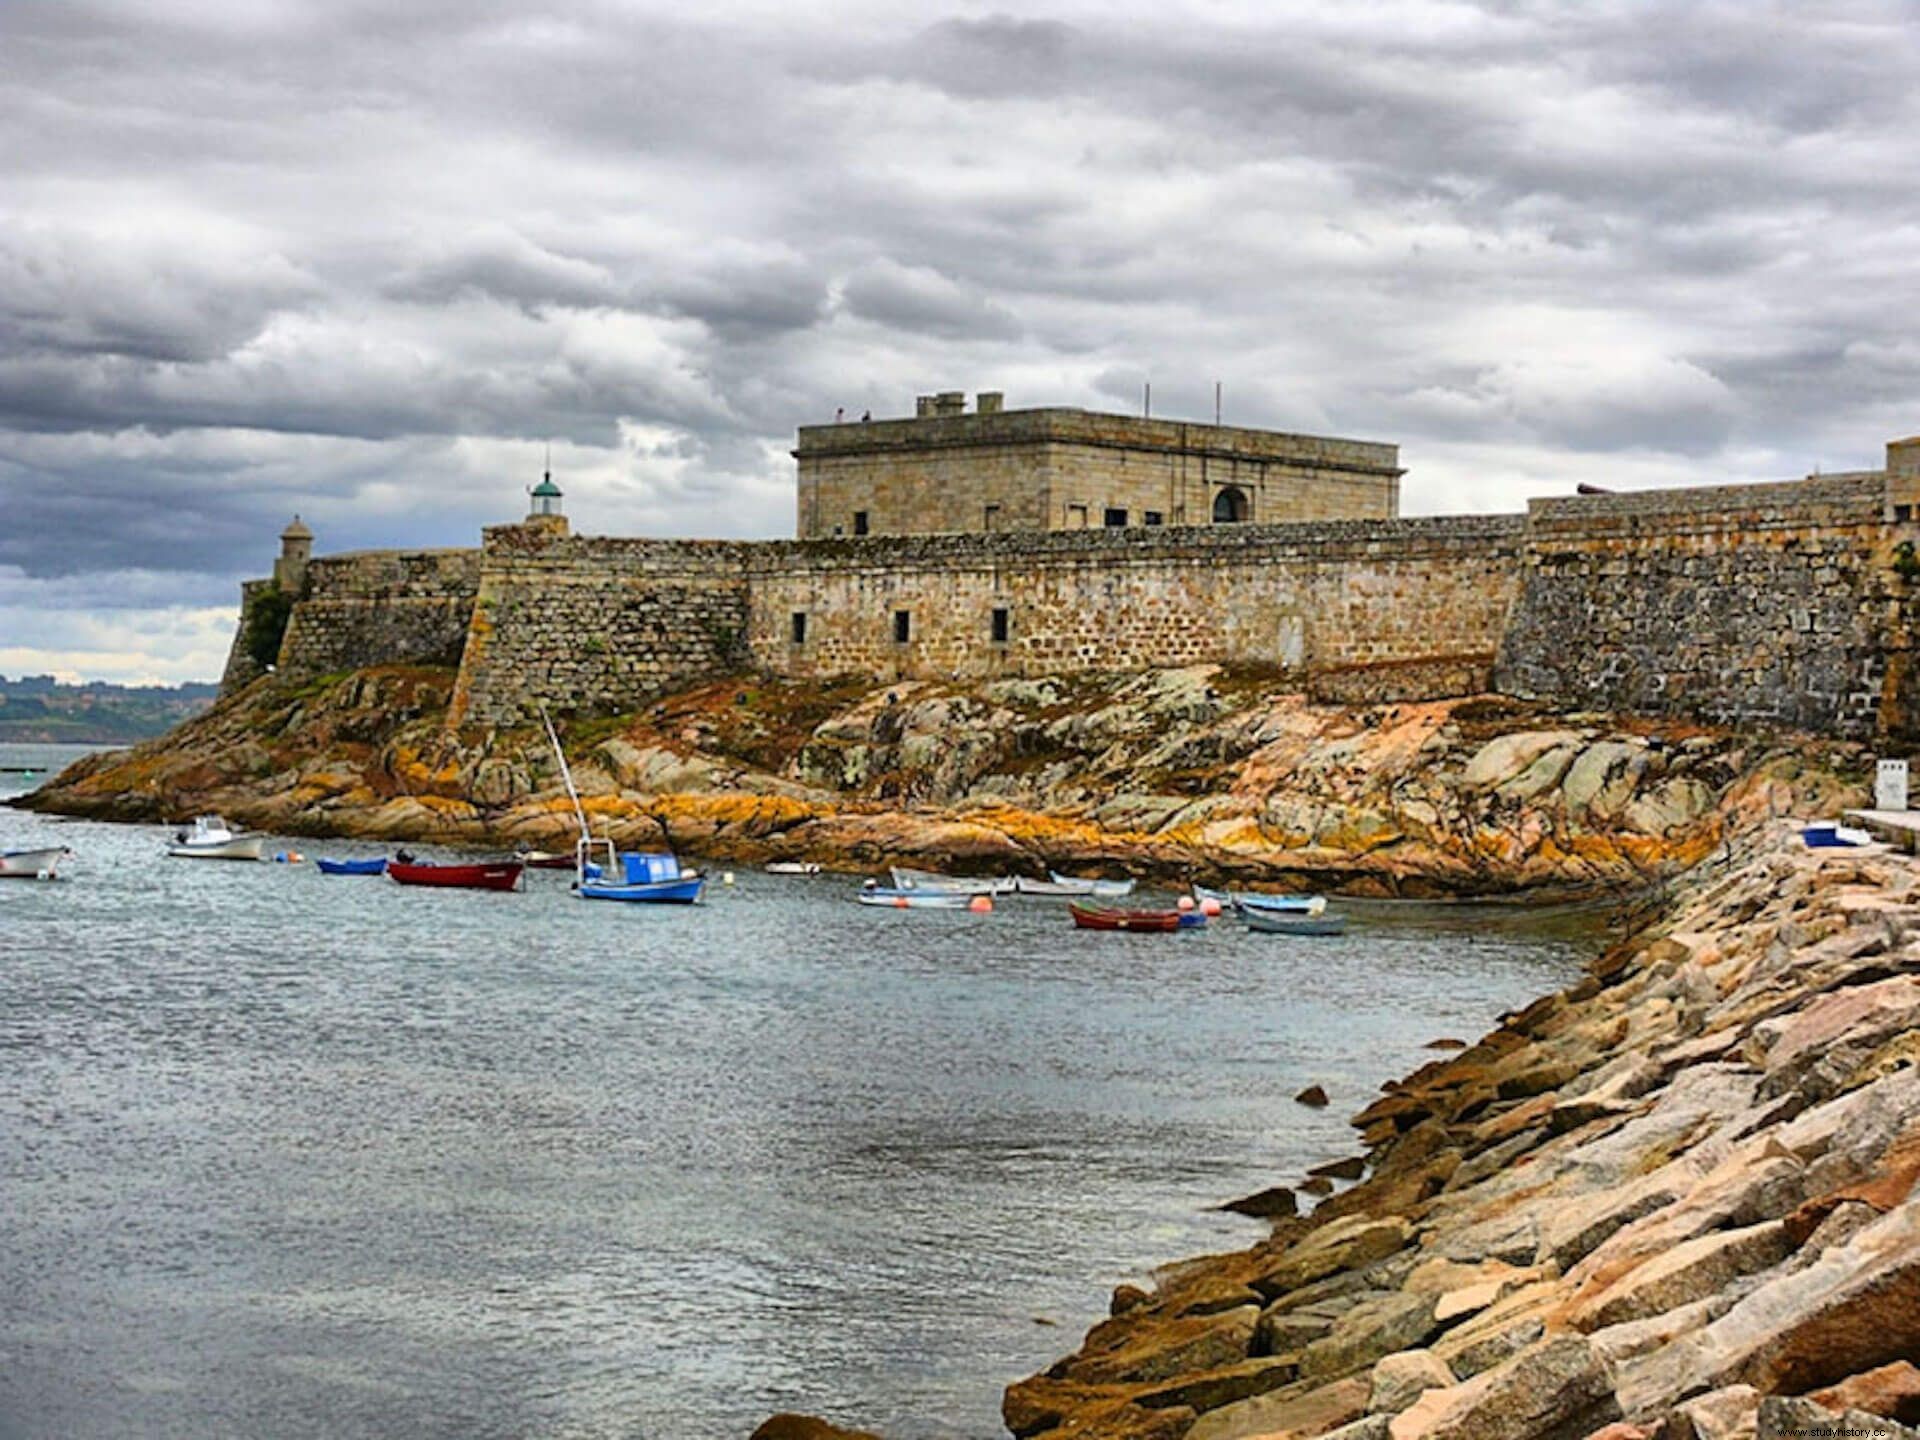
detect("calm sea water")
[0,742,1602,1440]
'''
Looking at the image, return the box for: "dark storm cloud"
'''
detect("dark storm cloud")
[2,0,1918,678]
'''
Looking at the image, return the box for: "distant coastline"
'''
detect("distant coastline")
[0,675,216,745]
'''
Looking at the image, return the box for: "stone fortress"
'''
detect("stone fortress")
[219,393,1920,744]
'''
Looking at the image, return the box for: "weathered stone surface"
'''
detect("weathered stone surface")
[1570,1220,1797,1331]
[1185,1374,1371,1440]
[1222,1185,1299,1220]
[1758,1396,1920,1440]
[1134,1354,1301,1414]
[1669,1384,1760,1440]
[1429,1282,1563,1380]
[750,1417,883,1440]
[1067,1305,1260,1385]
[1368,1350,1455,1416]
[1252,1217,1413,1299]
[1300,1290,1439,1382]
[1617,1198,1920,1412]
[1808,1361,1920,1425]
[1385,1335,1619,1440]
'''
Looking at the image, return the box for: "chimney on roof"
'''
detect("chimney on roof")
[934,391,966,417]
[915,395,936,418]
[1890,437,1920,476]
[976,391,1003,414]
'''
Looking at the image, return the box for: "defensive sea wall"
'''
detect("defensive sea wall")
[230,438,1920,743]
[1496,472,1917,741]
[445,525,755,728]
[743,515,1523,695]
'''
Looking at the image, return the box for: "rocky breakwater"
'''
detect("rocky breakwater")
[999,822,1920,1440]
[11,662,1865,898]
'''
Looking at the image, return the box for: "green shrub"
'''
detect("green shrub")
[244,586,296,670]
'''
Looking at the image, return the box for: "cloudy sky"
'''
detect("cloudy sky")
[3,0,1917,682]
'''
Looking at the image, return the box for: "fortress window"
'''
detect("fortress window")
[1104,507,1128,527]
[991,608,1009,644]
[893,609,911,644]
[1212,486,1250,523]
[983,503,1001,531]
[1067,503,1088,528]
[853,511,870,536]
[790,612,808,645]
[1144,511,1164,526]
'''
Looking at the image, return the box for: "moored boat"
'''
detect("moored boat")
[858,884,981,910]
[1191,883,1326,915]
[316,856,388,876]
[889,866,1013,895]
[0,845,71,879]
[513,849,578,869]
[765,860,823,875]
[578,852,705,904]
[1017,872,1137,897]
[1245,908,1347,937]
[1068,903,1187,932]
[166,816,266,861]
[388,859,524,891]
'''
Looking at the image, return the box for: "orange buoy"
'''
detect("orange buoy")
[1199,897,1222,916]
[969,895,993,913]
[1176,895,1195,912]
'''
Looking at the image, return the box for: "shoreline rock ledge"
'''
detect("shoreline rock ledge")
[791,819,1918,1440]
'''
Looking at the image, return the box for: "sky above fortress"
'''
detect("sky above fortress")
[3,1,1919,682]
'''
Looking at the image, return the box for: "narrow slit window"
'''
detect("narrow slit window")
[853,511,870,536]
[893,609,911,644]
[990,607,1009,644]
[790,612,807,645]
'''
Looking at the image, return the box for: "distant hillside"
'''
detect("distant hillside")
[0,675,217,744]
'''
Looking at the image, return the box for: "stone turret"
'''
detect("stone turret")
[273,515,313,590]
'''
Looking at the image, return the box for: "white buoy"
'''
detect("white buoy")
[722,871,735,886]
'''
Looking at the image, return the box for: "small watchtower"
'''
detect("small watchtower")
[274,515,313,590]
[526,470,569,535]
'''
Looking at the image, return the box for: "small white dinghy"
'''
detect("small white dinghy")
[166,815,266,861]
[0,845,72,879]
[765,861,823,875]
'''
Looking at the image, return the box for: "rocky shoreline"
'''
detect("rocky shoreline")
[8,663,1866,899]
[956,817,1920,1440]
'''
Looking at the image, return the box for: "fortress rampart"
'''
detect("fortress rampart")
[223,435,1920,744]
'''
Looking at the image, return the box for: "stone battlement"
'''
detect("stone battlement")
[221,438,1920,744]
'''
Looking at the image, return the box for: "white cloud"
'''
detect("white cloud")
[2,0,1918,679]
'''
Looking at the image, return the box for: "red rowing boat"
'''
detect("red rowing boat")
[388,860,524,891]
[1068,903,1185,932]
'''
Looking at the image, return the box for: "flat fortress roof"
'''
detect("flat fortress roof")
[794,406,1403,475]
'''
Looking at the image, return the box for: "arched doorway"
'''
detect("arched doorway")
[1212,486,1249,523]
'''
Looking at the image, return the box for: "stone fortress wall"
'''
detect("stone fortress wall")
[225,422,1920,745]
[794,394,1403,539]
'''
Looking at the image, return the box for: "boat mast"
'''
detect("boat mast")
[539,704,592,852]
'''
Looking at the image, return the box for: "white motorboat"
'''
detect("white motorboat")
[166,815,266,861]
[764,860,823,875]
[0,845,71,879]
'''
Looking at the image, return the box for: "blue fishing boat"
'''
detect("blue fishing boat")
[316,856,388,876]
[577,851,705,905]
